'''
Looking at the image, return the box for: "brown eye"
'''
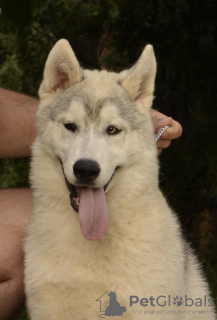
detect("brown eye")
[64,123,77,132]
[107,126,121,135]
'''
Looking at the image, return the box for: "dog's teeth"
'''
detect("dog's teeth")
[75,197,80,206]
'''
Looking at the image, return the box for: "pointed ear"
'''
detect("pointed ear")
[120,45,156,111]
[39,39,82,99]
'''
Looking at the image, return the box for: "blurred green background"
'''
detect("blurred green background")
[0,0,216,318]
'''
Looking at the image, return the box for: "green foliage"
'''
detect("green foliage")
[14,308,29,320]
[0,158,30,188]
[0,0,216,317]
[0,32,23,89]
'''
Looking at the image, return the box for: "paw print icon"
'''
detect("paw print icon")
[173,296,183,307]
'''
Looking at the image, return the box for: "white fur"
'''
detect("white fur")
[24,40,216,319]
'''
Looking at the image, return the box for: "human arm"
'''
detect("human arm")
[0,88,38,158]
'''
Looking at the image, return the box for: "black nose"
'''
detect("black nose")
[73,159,101,183]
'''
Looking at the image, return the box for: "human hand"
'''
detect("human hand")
[0,189,33,320]
[150,109,183,154]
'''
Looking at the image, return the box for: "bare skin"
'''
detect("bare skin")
[0,88,38,158]
[151,109,183,154]
[0,189,32,320]
[0,88,182,320]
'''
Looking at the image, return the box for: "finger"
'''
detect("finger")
[150,108,168,120]
[171,119,183,138]
[152,116,173,134]
[160,119,183,140]
[157,148,163,155]
[156,139,171,150]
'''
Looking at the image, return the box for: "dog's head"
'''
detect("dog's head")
[36,39,157,240]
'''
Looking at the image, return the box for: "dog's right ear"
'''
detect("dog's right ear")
[39,39,82,99]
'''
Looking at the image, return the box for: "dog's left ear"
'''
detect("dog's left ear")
[39,39,82,99]
[120,45,156,112]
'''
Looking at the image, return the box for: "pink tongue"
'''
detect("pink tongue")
[78,187,109,241]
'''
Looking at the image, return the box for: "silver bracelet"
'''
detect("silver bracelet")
[155,125,170,142]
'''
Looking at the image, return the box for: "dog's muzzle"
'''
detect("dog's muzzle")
[61,159,118,240]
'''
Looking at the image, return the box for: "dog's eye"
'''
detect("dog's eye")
[64,123,77,132]
[107,126,121,135]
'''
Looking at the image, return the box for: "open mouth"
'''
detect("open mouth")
[63,167,116,213]
[60,161,117,241]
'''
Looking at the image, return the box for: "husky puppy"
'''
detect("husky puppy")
[24,39,216,319]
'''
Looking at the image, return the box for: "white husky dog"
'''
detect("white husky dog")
[24,39,216,319]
